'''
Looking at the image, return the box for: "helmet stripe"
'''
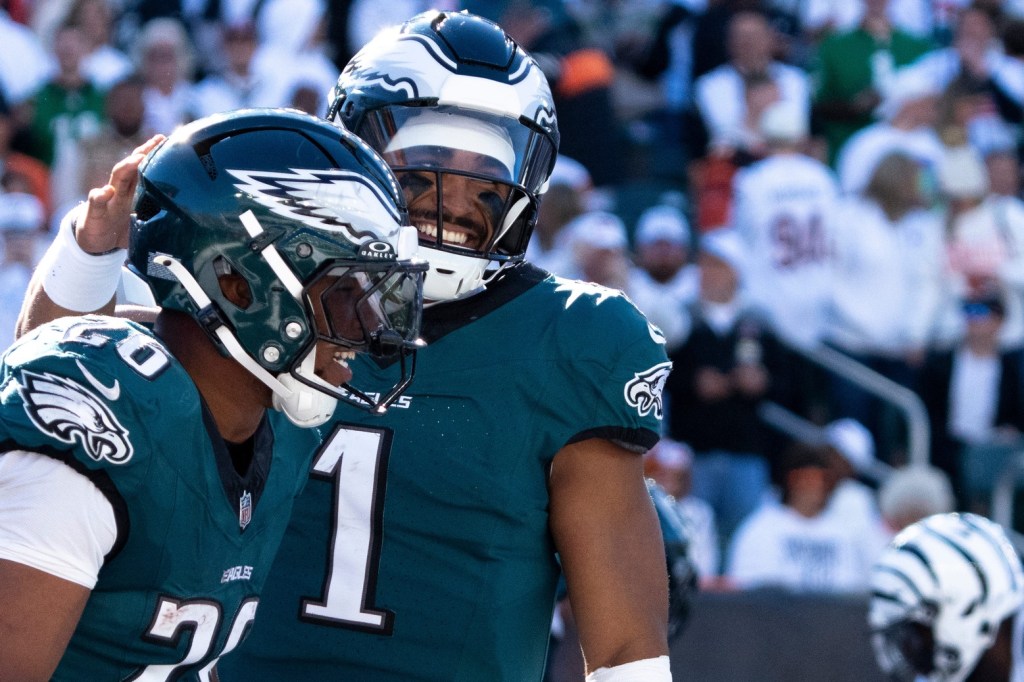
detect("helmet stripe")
[962,514,1020,592]
[923,526,988,603]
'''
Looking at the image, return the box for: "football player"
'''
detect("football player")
[19,12,674,682]
[219,12,672,681]
[0,109,425,680]
[869,512,1024,682]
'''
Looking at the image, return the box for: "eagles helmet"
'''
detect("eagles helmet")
[129,108,427,425]
[869,512,1024,682]
[647,479,699,640]
[327,10,559,301]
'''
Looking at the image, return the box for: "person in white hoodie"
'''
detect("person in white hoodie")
[826,150,947,453]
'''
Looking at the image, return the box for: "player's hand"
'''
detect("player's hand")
[694,367,732,401]
[731,363,768,396]
[74,134,165,254]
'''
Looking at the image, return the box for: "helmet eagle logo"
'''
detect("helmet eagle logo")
[227,168,402,244]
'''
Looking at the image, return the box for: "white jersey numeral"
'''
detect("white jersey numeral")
[301,424,394,633]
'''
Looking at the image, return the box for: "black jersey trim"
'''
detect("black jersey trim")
[422,263,549,342]
[199,403,274,530]
[0,441,131,562]
[566,427,661,453]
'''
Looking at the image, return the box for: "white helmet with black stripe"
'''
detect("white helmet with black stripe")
[869,512,1024,681]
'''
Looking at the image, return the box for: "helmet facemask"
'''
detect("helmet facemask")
[354,106,555,301]
[278,258,426,418]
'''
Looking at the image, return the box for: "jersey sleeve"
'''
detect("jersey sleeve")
[0,316,168,491]
[0,450,117,588]
[545,283,671,452]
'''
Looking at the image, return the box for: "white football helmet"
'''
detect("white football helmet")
[869,512,1024,681]
[328,11,559,302]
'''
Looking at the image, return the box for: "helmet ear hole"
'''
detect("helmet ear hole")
[214,257,253,309]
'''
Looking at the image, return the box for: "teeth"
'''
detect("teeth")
[415,222,469,246]
[333,350,356,368]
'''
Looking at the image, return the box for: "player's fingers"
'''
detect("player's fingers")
[108,135,164,194]
[85,185,116,212]
[131,134,165,157]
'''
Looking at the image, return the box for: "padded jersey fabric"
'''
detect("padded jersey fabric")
[0,315,320,680]
[220,264,671,681]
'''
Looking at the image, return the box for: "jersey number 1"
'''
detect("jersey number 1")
[301,425,394,634]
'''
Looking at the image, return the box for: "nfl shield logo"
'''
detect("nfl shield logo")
[239,491,252,530]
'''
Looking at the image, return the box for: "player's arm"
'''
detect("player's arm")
[0,451,119,680]
[549,437,671,680]
[0,561,90,681]
[16,135,164,338]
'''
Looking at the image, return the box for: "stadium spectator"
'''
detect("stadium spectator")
[939,144,1024,350]
[64,0,133,91]
[526,154,591,277]
[251,0,337,112]
[725,442,887,593]
[628,203,698,352]
[826,152,947,455]
[983,133,1023,200]
[644,438,722,581]
[811,0,934,165]
[133,17,195,136]
[0,191,44,350]
[900,5,1024,127]
[693,10,810,159]
[824,417,889,531]
[73,75,148,203]
[27,23,104,169]
[665,228,793,542]
[835,66,945,196]
[877,464,956,532]
[189,20,266,119]
[733,100,839,350]
[918,295,1024,508]
[0,92,50,217]
[0,4,53,107]
[561,209,635,291]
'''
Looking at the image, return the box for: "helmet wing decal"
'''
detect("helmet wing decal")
[227,168,401,243]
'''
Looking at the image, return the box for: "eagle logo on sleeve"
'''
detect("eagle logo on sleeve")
[18,370,134,464]
[624,361,673,419]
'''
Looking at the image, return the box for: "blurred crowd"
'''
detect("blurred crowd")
[3,0,1024,595]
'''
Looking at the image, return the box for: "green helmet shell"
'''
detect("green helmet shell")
[129,108,412,376]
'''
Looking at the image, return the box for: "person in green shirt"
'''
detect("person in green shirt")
[812,0,935,166]
[28,23,105,167]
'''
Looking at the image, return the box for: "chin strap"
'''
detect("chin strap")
[152,255,294,400]
[272,350,339,427]
[155,253,343,428]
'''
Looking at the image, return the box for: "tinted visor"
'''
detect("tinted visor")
[355,105,557,260]
[306,260,425,355]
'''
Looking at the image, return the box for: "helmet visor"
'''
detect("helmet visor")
[307,260,426,355]
[355,105,557,261]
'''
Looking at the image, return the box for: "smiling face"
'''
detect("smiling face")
[386,146,514,253]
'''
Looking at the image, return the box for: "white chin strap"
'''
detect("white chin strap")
[272,350,339,428]
[154,254,338,429]
[422,249,491,301]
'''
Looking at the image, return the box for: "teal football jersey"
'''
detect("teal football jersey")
[0,315,320,681]
[220,265,671,681]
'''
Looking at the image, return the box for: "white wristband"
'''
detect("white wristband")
[39,210,127,312]
[585,656,672,682]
